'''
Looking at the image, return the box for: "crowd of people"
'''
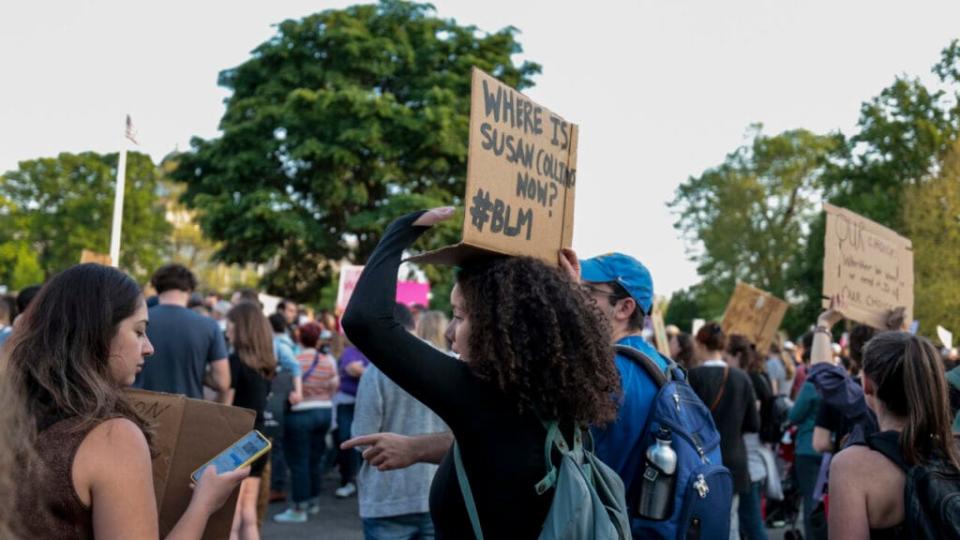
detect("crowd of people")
[1,206,960,539]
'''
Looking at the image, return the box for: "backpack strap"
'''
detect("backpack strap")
[865,431,908,472]
[453,441,485,540]
[710,366,730,412]
[614,344,673,387]
[534,419,583,495]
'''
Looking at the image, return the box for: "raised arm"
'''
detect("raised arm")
[341,209,475,425]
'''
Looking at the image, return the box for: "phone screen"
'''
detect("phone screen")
[191,430,270,483]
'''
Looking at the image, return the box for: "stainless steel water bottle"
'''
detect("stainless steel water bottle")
[637,427,678,520]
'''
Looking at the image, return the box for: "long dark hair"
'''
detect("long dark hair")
[227,302,277,378]
[728,334,763,373]
[455,256,620,426]
[863,332,960,468]
[0,264,153,459]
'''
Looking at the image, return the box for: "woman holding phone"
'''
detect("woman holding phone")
[1,264,247,539]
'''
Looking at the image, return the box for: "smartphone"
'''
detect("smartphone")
[191,429,271,483]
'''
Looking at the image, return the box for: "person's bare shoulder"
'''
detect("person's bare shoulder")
[74,417,152,505]
[831,444,902,485]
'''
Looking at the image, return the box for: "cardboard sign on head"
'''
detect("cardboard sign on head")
[409,67,579,266]
[822,203,914,329]
[721,282,789,353]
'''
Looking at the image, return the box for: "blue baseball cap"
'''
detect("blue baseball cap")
[580,253,654,315]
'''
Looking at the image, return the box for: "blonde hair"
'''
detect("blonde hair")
[416,310,449,351]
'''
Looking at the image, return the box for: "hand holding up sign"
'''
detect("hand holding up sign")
[817,294,848,329]
[558,248,581,283]
[412,207,455,228]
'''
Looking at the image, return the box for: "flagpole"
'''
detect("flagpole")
[109,117,129,267]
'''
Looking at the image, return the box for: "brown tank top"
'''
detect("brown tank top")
[15,416,115,539]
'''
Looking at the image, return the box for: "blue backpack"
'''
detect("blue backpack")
[615,345,733,540]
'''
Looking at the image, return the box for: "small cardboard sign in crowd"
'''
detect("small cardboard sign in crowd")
[720,282,789,353]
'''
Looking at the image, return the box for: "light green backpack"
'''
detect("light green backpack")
[453,420,631,540]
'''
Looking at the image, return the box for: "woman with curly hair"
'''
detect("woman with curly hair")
[1,263,246,539]
[342,208,622,539]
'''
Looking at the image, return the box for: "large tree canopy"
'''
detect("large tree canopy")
[174,0,540,301]
[0,151,171,285]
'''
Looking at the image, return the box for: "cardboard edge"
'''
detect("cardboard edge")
[405,243,509,267]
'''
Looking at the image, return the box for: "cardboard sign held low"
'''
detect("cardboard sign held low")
[822,203,914,329]
[124,389,255,540]
[721,282,789,353]
[410,67,579,266]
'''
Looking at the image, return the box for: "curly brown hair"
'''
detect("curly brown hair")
[455,256,621,426]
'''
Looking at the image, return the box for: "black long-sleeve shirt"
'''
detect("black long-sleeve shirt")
[342,212,555,539]
[688,364,760,494]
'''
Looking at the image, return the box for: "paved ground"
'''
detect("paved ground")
[262,488,363,540]
[260,486,796,540]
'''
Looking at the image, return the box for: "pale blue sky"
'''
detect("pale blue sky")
[2,0,958,296]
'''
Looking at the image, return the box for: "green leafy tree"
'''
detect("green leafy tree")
[664,285,720,333]
[174,0,540,302]
[0,151,171,283]
[903,139,960,336]
[669,126,843,327]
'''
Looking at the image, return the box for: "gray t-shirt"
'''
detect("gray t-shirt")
[765,356,788,397]
[352,364,448,519]
[134,304,228,399]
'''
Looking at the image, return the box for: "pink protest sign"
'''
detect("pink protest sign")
[335,265,365,315]
[397,281,430,308]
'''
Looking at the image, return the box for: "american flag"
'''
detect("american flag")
[125,114,139,145]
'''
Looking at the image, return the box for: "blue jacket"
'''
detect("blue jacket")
[592,335,668,497]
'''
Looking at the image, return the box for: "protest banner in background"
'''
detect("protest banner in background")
[411,67,579,266]
[335,264,365,316]
[396,281,430,307]
[337,264,431,312]
[721,282,789,353]
[939,325,954,350]
[822,203,914,329]
[651,308,671,357]
[692,318,705,337]
[80,249,112,266]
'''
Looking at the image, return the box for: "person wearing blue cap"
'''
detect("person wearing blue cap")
[561,251,669,503]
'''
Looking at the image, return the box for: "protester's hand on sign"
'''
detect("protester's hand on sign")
[190,464,250,515]
[817,294,848,329]
[341,432,417,471]
[412,207,455,228]
[886,306,908,331]
[558,248,581,283]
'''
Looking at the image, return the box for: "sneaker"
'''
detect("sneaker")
[308,502,321,515]
[334,482,357,498]
[272,508,307,524]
